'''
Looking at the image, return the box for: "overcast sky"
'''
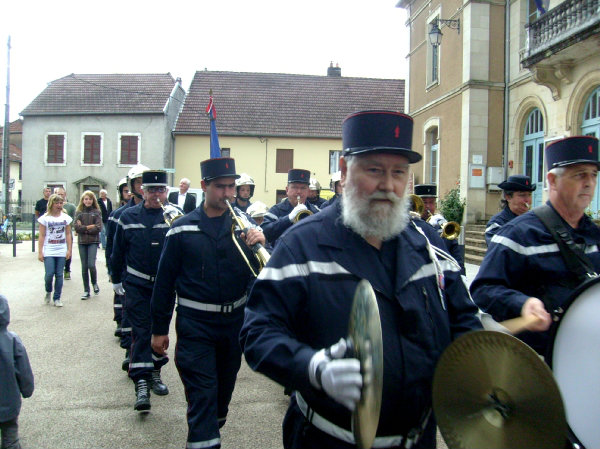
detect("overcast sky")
[1,0,410,122]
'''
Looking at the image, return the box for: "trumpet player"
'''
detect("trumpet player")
[151,157,265,449]
[262,168,321,245]
[415,184,466,275]
[485,175,535,246]
[111,170,172,412]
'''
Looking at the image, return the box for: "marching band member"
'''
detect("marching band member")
[106,166,147,369]
[261,169,320,245]
[414,184,465,275]
[151,157,265,449]
[471,136,600,356]
[240,111,481,449]
[320,171,342,208]
[246,201,269,226]
[111,170,171,412]
[485,175,535,245]
[232,173,255,212]
[307,177,326,208]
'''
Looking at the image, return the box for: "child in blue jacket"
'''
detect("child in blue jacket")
[0,294,34,449]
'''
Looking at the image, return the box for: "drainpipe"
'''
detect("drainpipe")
[502,0,511,180]
[260,137,268,193]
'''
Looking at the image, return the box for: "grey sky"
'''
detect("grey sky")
[1,0,410,122]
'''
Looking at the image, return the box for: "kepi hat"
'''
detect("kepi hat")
[498,175,536,191]
[288,169,310,184]
[141,170,168,187]
[414,184,437,197]
[342,110,421,163]
[201,157,240,181]
[545,136,600,170]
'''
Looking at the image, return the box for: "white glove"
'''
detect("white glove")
[308,338,362,411]
[288,204,308,222]
[112,283,125,295]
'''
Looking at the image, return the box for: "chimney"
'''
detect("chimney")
[327,62,341,77]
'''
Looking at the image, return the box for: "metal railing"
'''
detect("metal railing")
[523,0,599,67]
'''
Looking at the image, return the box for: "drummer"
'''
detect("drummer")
[240,110,482,449]
[471,136,600,356]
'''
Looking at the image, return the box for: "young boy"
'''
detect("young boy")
[0,294,34,449]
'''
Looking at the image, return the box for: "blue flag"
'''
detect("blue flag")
[206,95,221,159]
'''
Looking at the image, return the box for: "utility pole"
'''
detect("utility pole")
[2,36,10,215]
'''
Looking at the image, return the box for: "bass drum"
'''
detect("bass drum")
[547,276,600,449]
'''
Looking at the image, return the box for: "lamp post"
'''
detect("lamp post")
[428,17,460,48]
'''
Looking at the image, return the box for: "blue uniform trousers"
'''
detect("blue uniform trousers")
[125,283,168,381]
[175,312,243,449]
[282,396,436,449]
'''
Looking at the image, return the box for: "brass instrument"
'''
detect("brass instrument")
[409,194,424,218]
[441,221,461,240]
[293,195,313,223]
[226,200,270,277]
[157,199,184,226]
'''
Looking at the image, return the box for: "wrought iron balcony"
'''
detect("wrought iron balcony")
[521,0,599,68]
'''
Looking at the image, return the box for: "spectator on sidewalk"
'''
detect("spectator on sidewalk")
[0,294,35,449]
[74,191,102,300]
[54,188,76,281]
[34,187,51,218]
[98,189,113,250]
[38,194,72,308]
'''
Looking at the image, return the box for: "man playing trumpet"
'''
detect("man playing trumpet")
[151,157,265,449]
[262,169,321,245]
[484,175,535,245]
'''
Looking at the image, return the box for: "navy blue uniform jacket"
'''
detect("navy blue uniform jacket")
[240,202,481,437]
[151,203,257,335]
[110,202,170,286]
[105,198,135,276]
[485,206,517,246]
[471,202,600,353]
[262,198,321,243]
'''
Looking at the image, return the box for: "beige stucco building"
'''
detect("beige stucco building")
[172,69,405,207]
[399,0,600,222]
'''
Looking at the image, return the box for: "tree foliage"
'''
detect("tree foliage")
[440,186,466,224]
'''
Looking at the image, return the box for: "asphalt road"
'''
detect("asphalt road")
[1,241,477,448]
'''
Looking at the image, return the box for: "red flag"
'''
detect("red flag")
[206,96,217,120]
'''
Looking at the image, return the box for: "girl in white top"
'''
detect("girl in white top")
[38,194,73,307]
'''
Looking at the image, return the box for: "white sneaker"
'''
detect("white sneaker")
[54,300,64,307]
[44,292,51,304]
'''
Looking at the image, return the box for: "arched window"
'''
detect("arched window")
[582,86,600,216]
[522,108,545,207]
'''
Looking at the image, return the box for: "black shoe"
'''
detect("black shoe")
[114,322,122,338]
[122,349,130,372]
[134,379,151,411]
[93,284,100,295]
[64,271,71,280]
[151,369,169,396]
[81,292,91,300]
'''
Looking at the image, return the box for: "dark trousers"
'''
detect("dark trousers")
[64,257,71,273]
[282,397,436,449]
[0,417,20,449]
[114,292,132,349]
[123,282,168,381]
[175,312,244,449]
[78,243,98,292]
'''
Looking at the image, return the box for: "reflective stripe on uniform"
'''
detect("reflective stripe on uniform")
[126,266,155,281]
[295,392,424,448]
[485,222,501,234]
[120,223,146,230]
[178,295,247,313]
[166,225,202,237]
[491,234,558,256]
[186,437,221,448]
[129,362,154,369]
[258,261,351,281]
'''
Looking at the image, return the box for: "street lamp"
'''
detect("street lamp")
[429,17,460,48]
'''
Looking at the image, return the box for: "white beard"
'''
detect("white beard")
[341,177,410,241]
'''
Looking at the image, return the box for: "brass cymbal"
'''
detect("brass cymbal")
[349,280,384,449]
[433,331,566,449]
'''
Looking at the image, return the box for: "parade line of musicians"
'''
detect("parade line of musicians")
[100,110,599,449]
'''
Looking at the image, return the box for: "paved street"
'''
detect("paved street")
[0,241,478,449]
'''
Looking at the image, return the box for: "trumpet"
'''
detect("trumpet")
[293,196,313,223]
[226,200,270,277]
[157,199,184,226]
[440,221,461,240]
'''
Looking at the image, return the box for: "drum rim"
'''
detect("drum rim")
[546,275,600,367]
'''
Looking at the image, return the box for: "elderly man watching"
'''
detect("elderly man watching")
[168,178,196,214]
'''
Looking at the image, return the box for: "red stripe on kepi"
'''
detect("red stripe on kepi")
[394,125,400,139]
[225,162,229,168]
[589,145,593,154]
